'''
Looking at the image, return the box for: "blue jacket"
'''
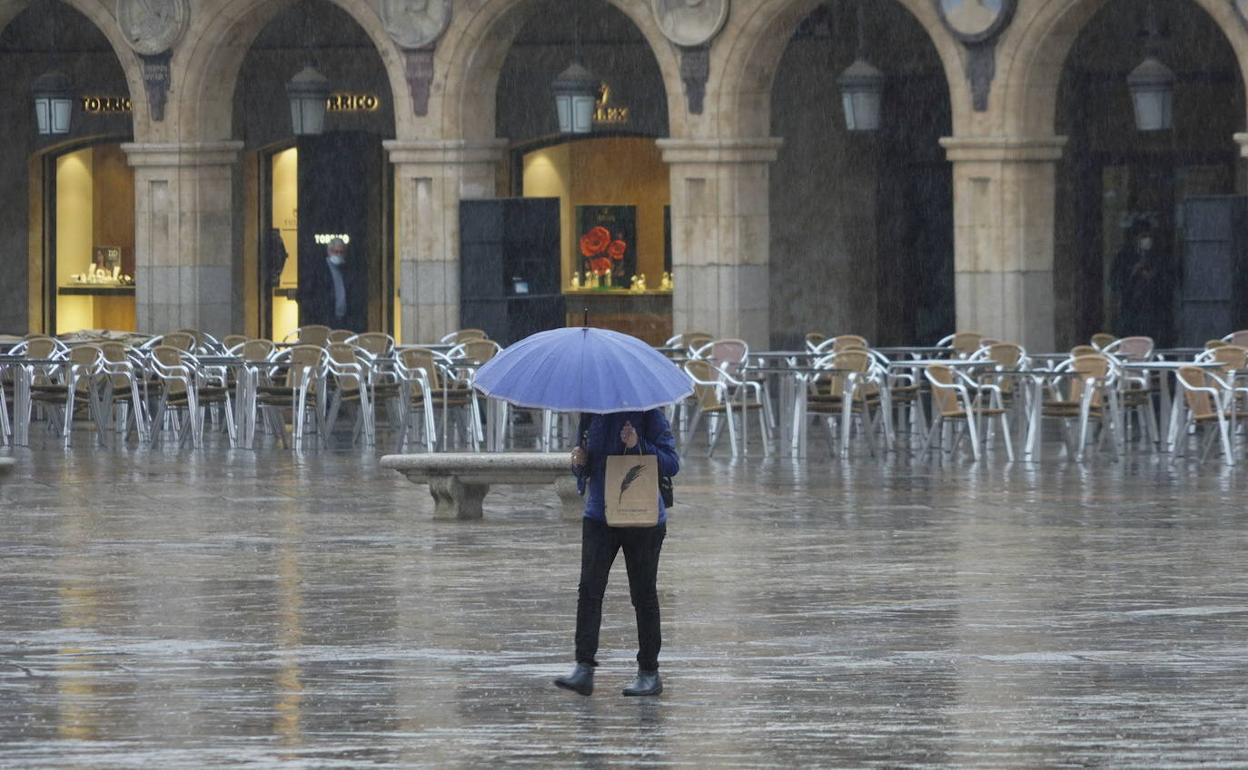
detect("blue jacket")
[575,410,680,524]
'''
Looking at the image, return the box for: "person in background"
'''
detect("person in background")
[1111,221,1175,345]
[297,237,364,331]
[554,409,679,698]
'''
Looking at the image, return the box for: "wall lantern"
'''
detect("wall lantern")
[1128,0,1174,132]
[837,1,883,132]
[32,70,73,136]
[553,62,598,134]
[287,65,331,136]
[838,59,884,132]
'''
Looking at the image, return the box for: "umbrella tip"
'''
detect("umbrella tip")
[582,307,589,327]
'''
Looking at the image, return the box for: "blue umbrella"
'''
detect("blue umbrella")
[472,327,692,414]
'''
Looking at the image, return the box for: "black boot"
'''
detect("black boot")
[554,663,594,696]
[622,669,662,696]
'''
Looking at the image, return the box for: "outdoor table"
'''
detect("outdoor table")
[751,364,860,458]
[873,346,952,358]
[1153,347,1205,359]
[1120,360,1222,452]
[0,355,95,447]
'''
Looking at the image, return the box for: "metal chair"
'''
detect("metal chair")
[254,345,327,450]
[1036,354,1121,462]
[148,347,236,449]
[921,364,1013,462]
[1173,366,1236,465]
[323,342,375,446]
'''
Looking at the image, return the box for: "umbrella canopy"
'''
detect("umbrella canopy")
[472,327,692,414]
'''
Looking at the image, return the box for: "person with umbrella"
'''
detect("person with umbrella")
[471,326,690,697]
[553,409,679,697]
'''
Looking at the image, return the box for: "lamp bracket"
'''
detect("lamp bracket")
[679,45,710,115]
[139,51,172,122]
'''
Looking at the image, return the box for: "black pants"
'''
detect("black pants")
[575,517,666,671]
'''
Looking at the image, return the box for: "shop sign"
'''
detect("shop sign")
[326,93,381,112]
[81,96,132,114]
[313,233,351,245]
[593,83,629,125]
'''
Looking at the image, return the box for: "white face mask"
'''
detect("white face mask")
[328,254,345,266]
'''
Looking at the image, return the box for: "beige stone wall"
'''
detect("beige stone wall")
[2,0,1248,343]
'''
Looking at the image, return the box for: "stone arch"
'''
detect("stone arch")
[434,0,684,142]
[711,0,968,139]
[173,0,409,143]
[998,0,1248,138]
[0,0,146,132]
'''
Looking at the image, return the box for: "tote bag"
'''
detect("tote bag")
[605,453,660,527]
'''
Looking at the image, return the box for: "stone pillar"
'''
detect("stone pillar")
[657,138,782,349]
[383,139,508,344]
[122,142,243,337]
[939,137,1067,353]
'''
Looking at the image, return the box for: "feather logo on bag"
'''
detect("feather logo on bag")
[618,464,647,504]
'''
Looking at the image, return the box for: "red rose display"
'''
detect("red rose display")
[579,226,611,257]
[591,256,612,275]
[607,239,627,261]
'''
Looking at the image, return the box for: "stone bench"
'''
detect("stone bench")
[381,453,582,521]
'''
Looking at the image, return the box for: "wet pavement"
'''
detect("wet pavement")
[2,441,1247,768]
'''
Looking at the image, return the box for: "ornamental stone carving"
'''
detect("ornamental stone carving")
[933,0,1017,112]
[116,0,189,56]
[379,0,451,50]
[651,0,728,48]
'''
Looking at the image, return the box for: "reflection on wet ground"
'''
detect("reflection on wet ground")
[1,442,1247,768]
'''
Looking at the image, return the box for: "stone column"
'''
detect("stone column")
[940,137,1067,352]
[383,139,508,344]
[657,138,783,349]
[122,142,243,337]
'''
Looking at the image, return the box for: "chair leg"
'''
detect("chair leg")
[920,414,942,460]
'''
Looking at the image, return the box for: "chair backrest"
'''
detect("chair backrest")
[296,325,331,347]
[831,335,869,353]
[804,332,827,351]
[284,345,326,388]
[681,332,714,354]
[21,336,62,359]
[97,341,136,388]
[1091,332,1117,350]
[453,339,501,365]
[1206,339,1228,350]
[1178,366,1218,420]
[239,339,276,363]
[175,328,224,354]
[325,342,363,392]
[328,329,354,344]
[1225,330,1248,347]
[925,364,961,417]
[810,349,871,399]
[1067,354,1111,407]
[440,328,487,345]
[222,334,248,351]
[951,332,983,356]
[349,332,394,357]
[683,359,723,411]
[150,345,190,395]
[1070,344,1098,358]
[160,332,196,352]
[398,347,443,390]
[1111,336,1154,362]
[68,344,103,370]
[1211,344,1248,371]
[708,339,749,375]
[984,342,1024,368]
